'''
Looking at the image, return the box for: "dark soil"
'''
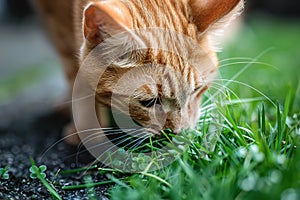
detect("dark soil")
[0,111,110,200]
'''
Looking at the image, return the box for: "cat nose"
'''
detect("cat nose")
[163,117,181,134]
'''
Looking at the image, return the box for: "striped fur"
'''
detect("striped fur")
[34,0,243,142]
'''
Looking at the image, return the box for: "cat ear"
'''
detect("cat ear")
[189,0,243,32]
[83,1,133,44]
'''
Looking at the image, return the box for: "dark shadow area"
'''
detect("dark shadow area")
[248,0,300,18]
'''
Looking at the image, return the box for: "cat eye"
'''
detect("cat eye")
[139,98,160,108]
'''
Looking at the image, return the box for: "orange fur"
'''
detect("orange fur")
[33,0,243,144]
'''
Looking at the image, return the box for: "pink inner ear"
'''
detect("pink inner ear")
[85,5,103,30]
[190,0,241,32]
[83,1,133,43]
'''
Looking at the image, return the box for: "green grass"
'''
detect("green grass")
[107,97,299,200]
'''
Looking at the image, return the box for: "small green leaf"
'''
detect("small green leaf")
[0,167,10,180]
[132,157,138,161]
[112,160,122,167]
[41,172,46,179]
[30,173,37,179]
[39,165,47,172]
[29,166,39,173]
[3,174,9,179]
[137,157,144,163]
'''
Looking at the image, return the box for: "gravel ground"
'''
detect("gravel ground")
[0,21,111,199]
[0,111,110,199]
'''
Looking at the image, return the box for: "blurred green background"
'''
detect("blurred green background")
[0,0,299,126]
[219,15,300,113]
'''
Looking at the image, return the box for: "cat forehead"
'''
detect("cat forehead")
[123,0,194,36]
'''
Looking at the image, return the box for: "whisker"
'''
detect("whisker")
[39,140,68,162]
[82,129,148,156]
[40,130,132,166]
[75,129,129,162]
[198,97,266,126]
[79,128,144,148]
[78,128,138,144]
[222,48,274,84]
[219,57,256,63]
[213,78,276,106]
[103,136,152,170]
[39,128,137,162]
[74,127,136,135]
[201,85,232,111]
[74,129,148,165]
[94,130,152,163]
[219,61,278,70]
[129,131,153,150]
[202,48,274,108]
[123,136,151,168]
[204,84,233,99]
[39,130,89,162]
[76,128,141,156]
[53,93,95,108]
[200,97,265,117]
[209,82,241,100]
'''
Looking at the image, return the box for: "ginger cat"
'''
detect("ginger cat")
[33,0,243,146]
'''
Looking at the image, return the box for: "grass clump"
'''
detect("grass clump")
[108,97,300,200]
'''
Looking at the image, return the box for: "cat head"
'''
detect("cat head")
[78,0,243,136]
